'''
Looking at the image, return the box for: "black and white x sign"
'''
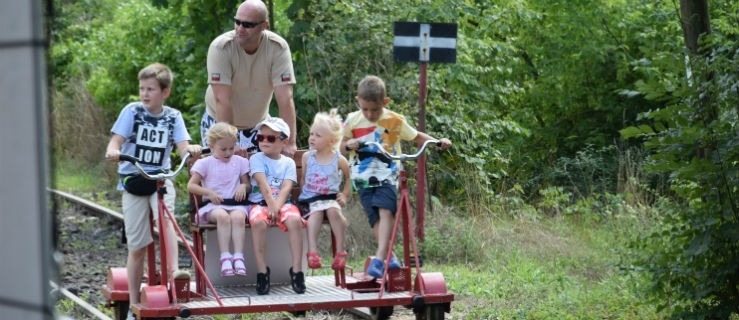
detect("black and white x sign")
[393,22,457,63]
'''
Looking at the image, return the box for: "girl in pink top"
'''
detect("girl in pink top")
[188,122,251,276]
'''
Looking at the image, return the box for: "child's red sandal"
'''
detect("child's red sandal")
[331,251,347,270]
[307,251,322,269]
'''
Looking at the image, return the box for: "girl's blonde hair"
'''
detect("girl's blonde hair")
[206,122,238,148]
[311,109,343,151]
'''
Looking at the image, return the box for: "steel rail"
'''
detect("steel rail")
[51,280,112,320]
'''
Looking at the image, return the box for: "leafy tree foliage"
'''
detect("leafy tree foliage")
[286,0,532,203]
[51,0,235,130]
[494,0,672,198]
[621,0,739,317]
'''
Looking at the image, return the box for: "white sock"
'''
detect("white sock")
[220,252,233,260]
[220,252,233,273]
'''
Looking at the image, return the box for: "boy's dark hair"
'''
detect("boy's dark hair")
[357,75,386,103]
[138,63,173,90]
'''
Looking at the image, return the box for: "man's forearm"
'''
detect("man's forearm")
[215,101,234,124]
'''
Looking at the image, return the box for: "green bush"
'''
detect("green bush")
[621,14,739,317]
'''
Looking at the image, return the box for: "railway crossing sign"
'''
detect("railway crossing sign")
[392,21,458,242]
[393,22,458,63]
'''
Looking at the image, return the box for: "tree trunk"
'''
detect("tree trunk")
[679,0,713,159]
[267,0,274,30]
[679,0,710,54]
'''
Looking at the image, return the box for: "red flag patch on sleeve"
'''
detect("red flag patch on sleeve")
[281,72,291,82]
[211,73,221,81]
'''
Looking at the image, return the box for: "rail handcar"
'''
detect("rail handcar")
[103,141,453,319]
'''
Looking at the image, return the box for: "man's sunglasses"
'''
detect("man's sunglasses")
[234,18,264,29]
[256,134,283,143]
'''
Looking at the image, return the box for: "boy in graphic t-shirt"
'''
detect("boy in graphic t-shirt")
[341,75,451,279]
[105,63,201,318]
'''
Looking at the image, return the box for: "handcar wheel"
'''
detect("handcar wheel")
[113,301,129,320]
[415,304,446,320]
[291,310,307,317]
[370,306,394,320]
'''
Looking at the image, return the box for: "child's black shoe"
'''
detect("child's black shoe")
[256,267,270,295]
[290,267,306,294]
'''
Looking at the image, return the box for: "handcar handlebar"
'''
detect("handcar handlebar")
[358,139,441,162]
[119,149,207,181]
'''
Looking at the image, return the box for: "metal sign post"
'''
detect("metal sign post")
[393,22,457,242]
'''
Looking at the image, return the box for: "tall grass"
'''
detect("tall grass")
[415,143,663,319]
[52,77,118,191]
[52,78,112,164]
[419,198,659,319]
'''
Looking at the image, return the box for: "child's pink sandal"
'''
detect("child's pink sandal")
[307,251,322,269]
[220,257,234,277]
[232,257,247,276]
[331,251,347,270]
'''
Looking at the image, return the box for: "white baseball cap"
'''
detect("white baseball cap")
[255,116,290,139]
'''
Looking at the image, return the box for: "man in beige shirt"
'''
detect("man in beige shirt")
[201,0,297,156]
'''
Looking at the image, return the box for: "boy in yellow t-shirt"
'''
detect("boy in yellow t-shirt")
[341,75,452,278]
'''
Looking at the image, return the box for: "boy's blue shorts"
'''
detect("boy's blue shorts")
[358,184,397,227]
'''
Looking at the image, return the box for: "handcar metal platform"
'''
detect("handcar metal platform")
[106,267,453,319]
[181,275,413,315]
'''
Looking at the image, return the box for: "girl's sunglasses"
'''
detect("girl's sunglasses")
[256,134,282,143]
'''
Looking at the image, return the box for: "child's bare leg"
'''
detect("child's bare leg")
[160,181,180,271]
[126,247,146,304]
[326,208,347,252]
[371,221,379,240]
[229,210,248,276]
[251,220,268,273]
[306,212,324,253]
[209,209,231,253]
[230,210,247,254]
[374,208,394,259]
[163,219,180,270]
[285,216,304,271]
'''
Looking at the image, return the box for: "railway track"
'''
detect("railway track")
[51,189,383,320]
[52,189,193,247]
[51,281,112,320]
[52,189,127,319]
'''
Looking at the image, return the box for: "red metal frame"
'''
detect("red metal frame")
[417,61,429,242]
[153,180,224,305]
